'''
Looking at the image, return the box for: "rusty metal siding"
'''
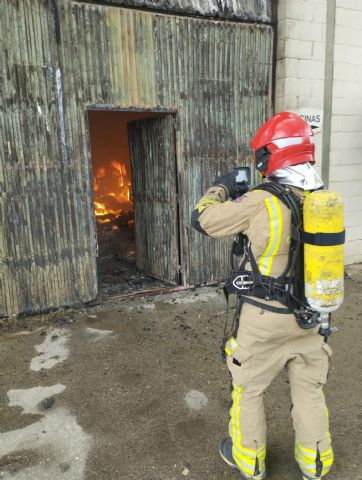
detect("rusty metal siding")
[1,0,273,316]
[78,0,272,23]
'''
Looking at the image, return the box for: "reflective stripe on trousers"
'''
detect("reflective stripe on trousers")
[294,395,334,478]
[295,441,334,478]
[230,384,266,479]
[225,300,334,479]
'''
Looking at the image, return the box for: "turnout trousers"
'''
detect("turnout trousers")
[225,301,333,480]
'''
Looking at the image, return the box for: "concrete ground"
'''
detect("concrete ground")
[0,269,361,480]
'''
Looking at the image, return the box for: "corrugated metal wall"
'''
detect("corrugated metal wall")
[128,116,180,284]
[0,1,99,316]
[152,14,273,283]
[0,0,273,316]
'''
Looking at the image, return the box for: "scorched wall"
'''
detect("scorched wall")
[0,0,273,316]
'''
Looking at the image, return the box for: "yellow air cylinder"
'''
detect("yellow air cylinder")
[303,190,345,313]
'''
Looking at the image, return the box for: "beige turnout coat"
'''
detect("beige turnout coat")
[195,184,296,278]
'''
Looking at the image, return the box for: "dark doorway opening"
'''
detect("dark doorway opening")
[88,110,181,298]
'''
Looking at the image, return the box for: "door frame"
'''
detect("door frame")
[84,105,185,296]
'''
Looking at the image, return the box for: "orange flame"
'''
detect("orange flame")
[93,161,133,220]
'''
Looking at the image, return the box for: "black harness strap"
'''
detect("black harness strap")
[226,182,309,319]
[253,183,303,292]
[221,289,243,362]
[247,243,264,288]
[238,295,291,314]
[252,183,305,309]
[300,230,345,246]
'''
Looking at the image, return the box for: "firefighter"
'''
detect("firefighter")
[191,112,334,480]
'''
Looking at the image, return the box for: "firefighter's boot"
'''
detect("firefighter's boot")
[219,437,266,480]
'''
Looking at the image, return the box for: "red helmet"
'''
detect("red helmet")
[250,112,315,175]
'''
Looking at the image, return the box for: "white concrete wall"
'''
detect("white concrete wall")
[276,0,362,265]
[329,0,362,265]
[276,0,326,176]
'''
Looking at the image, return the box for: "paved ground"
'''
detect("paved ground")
[0,269,361,480]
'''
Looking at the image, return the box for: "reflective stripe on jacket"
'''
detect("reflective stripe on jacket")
[191,185,305,278]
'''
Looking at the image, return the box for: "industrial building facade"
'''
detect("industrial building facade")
[3,0,362,317]
[1,0,274,316]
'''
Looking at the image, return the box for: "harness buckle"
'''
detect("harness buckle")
[232,274,254,291]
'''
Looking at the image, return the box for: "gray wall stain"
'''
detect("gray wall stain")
[76,0,272,22]
[56,68,68,165]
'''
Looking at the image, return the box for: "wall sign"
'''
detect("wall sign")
[296,109,323,134]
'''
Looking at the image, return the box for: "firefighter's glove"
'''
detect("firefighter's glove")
[213,172,249,199]
[233,182,249,199]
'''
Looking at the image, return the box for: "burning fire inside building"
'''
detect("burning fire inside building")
[93,157,135,264]
[93,160,134,229]
[88,110,169,297]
